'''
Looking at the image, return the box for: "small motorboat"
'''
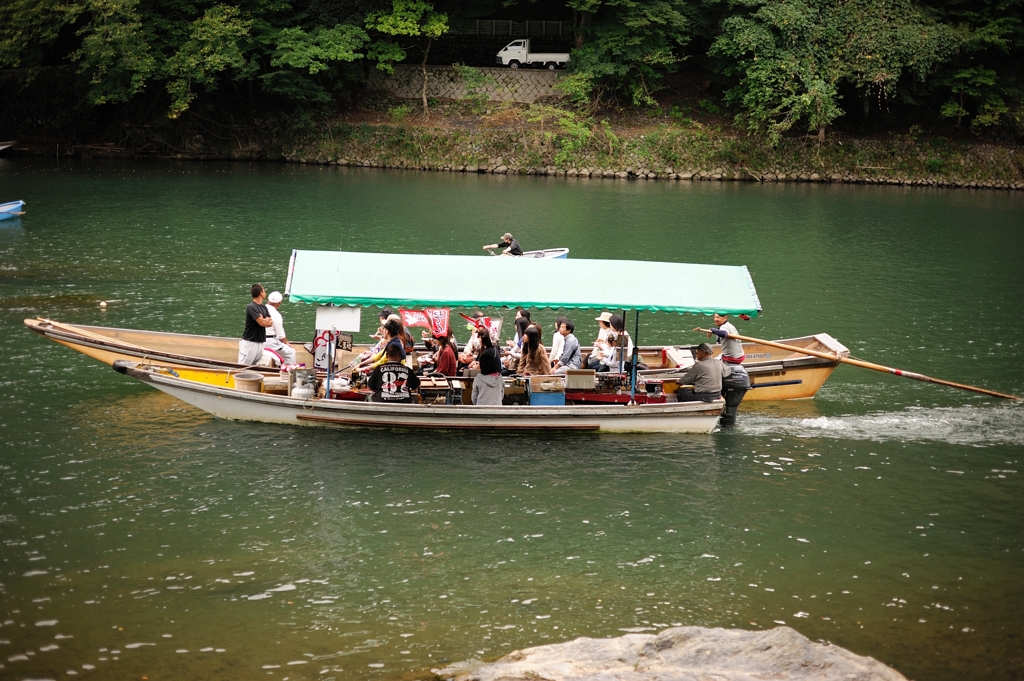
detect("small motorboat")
[0,200,25,221]
[0,141,16,153]
[523,247,569,259]
[486,247,569,259]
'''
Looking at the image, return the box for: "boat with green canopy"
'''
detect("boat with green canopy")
[284,250,763,315]
[104,249,775,434]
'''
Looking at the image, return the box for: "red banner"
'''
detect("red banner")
[401,308,450,337]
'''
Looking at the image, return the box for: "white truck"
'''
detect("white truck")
[495,39,570,70]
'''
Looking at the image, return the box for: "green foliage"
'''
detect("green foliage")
[67,0,157,106]
[163,5,253,118]
[567,0,690,106]
[365,0,448,71]
[0,0,66,70]
[271,24,368,75]
[388,103,414,121]
[712,0,959,144]
[554,71,595,108]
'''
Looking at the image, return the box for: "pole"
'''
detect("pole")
[694,328,1020,401]
[629,310,640,405]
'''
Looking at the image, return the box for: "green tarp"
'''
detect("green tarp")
[285,250,762,317]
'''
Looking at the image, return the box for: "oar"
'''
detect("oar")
[694,328,1021,401]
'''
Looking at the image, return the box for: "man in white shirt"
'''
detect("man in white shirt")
[265,291,297,365]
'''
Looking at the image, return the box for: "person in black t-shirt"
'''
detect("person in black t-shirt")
[238,284,274,365]
[483,232,524,256]
[367,343,420,403]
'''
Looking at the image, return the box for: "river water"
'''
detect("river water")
[1,159,1022,681]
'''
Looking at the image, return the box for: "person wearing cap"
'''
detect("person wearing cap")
[696,312,744,364]
[483,233,523,256]
[676,342,731,402]
[238,284,273,365]
[264,291,297,366]
[585,311,613,369]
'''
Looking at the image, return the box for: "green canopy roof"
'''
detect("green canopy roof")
[285,250,762,317]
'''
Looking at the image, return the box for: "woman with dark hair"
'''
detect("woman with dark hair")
[472,329,504,405]
[432,331,458,377]
[516,326,550,376]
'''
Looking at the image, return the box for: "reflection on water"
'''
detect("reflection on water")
[1,160,1023,681]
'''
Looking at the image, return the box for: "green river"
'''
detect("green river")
[1,159,1022,681]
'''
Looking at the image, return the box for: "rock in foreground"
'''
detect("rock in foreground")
[436,626,906,681]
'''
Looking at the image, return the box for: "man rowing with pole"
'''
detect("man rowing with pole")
[695,312,745,365]
[483,232,523,256]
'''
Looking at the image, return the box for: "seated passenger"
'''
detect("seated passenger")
[367,342,420,403]
[585,312,613,369]
[676,342,730,402]
[516,326,550,376]
[552,320,582,375]
[472,341,504,406]
[504,316,531,369]
[357,319,406,373]
[549,315,568,369]
[459,311,487,366]
[432,330,458,377]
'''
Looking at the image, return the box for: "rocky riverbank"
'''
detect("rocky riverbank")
[271,116,1023,190]
[435,626,907,681]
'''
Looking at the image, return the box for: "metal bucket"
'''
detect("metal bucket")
[233,371,265,392]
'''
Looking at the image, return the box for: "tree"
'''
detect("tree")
[366,0,449,114]
[566,0,691,106]
[712,0,958,144]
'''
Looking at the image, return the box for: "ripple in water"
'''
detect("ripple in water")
[739,402,1024,446]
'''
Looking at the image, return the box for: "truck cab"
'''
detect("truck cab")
[495,39,569,70]
[496,40,528,68]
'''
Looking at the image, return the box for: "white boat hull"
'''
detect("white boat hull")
[121,365,724,434]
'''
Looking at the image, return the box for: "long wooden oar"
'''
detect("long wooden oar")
[695,328,1020,400]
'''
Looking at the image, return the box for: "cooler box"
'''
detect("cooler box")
[565,369,596,390]
[527,375,566,406]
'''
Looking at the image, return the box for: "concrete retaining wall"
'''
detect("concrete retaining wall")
[365,65,564,103]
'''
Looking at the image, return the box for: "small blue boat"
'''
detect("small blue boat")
[0,200,25,221]
[523,247,569,259]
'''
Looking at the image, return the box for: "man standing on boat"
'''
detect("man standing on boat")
[264,291,297,366]
[483,233,523,256]
[239,284,274,365]
[697,312,745,364]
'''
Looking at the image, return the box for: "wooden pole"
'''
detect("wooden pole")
[694,328,1020,401]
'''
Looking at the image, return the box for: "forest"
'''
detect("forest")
[1,0,1022,144]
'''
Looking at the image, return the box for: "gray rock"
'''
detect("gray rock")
[436,626,906,681]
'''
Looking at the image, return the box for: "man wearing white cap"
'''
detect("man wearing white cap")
[265,291,296,366]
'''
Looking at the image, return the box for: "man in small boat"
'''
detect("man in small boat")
[676,343,730,402]
[264,291,297,366]
[238,284,274,365]
[483,233,523,256]
[367,342,420,403]
[699,312,744,364]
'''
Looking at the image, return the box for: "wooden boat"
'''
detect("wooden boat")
[112,360,726,433]
[24,318,845,400]
[0,200,25,221]
[28,249,832,434]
